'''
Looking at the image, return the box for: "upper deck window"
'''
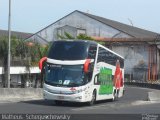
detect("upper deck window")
[48,41,89,60]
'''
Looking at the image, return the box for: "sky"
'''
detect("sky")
[0,0,160,34]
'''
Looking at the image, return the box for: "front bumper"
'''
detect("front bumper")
[43,90,86,102]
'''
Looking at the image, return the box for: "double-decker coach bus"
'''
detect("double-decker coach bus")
[39,40,124,105]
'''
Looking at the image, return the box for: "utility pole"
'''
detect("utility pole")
[128,18,133,27]
[7,0,11,88]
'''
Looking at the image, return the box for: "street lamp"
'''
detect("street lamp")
[7,0,11,88]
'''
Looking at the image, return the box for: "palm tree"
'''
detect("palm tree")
[0,36,21,87]
[0,36,8,87]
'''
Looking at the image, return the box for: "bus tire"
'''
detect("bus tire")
[55,100,62,105]
[88,90,96,106]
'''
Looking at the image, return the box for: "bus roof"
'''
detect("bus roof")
[98,44,124,59]
[53,39,97,45]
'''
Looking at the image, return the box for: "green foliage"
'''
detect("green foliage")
[0,36,23,60]
[0,36,50,66]
[76,34,93,40]
[0,36,8,59]
[57,32,105,45]
[57,32,93,40]
[26,42,50,66]
[64,32,75,39]
[57,33,66,39]
[57,32,75,39]
[15,39,27,58]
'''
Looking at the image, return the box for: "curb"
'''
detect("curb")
[125,82,160,102]
[0,88,43,102]
[148,91,160,101]
[0,98,43,103]
[125,82,160,90]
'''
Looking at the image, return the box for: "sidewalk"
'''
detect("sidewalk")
[0,97,43,103]
[0,88,43,103]
[148,90,160,102]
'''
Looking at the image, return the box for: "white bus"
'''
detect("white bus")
[39,40,124,105]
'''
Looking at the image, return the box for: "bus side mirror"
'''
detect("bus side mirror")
[39,57,47,70]
[84,59,91,73]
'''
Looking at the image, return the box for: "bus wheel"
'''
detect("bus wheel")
[55,100,62,105]
[88,90,96,106]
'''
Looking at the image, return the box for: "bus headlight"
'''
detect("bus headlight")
[72,87,87,94]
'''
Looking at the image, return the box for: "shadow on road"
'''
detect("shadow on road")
[20,99,114,107]
[20,100,54,106]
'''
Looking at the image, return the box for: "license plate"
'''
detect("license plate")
[57,96,64,99]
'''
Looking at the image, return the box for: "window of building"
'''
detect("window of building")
[77,29,86,36]
[88,45,97,59]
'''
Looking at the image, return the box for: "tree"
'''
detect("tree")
[24,41,50,88]
[77,33,93,40]
[0,35,50,88]
[0,36,8,87]
[0,36,22,87]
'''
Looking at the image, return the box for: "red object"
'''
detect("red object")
[26,42,34,46]
[84,59,91,73]
[39,57,47,70]
[70,87,76,91]
[120,70,123,86]
[114,60,122,89]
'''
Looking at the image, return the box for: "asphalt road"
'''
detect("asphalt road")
[0,86,160,115]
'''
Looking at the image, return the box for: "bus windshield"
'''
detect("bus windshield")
[45,63,87,87]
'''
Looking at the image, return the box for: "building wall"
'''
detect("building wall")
[0,67,40,87]
[0,74,40,88]
[29,11,131,42]
[112,44,159,82]
[113,45,148,69]
[57,25,78,38]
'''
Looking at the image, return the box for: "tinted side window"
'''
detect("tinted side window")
[88,45,97,59]
[97,47,124,68]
